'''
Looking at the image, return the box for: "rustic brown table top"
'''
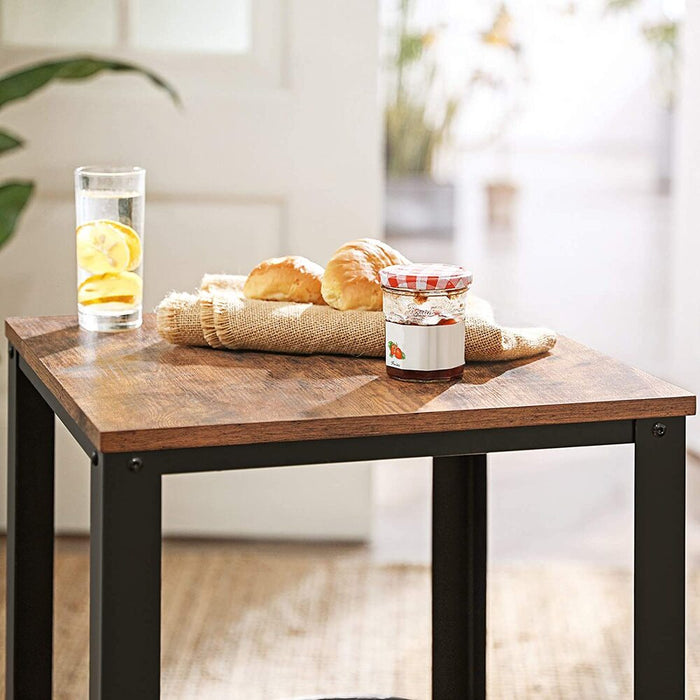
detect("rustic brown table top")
[5,315,696,453]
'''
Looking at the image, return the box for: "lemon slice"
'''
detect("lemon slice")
[76,220,141,273]
[118,224,142,271]
[78,271,143,306]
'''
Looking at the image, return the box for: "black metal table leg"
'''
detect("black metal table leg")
[6,346,55,699]
[634,417,686,699]
[432,454,487,700]
[90,453,162,700]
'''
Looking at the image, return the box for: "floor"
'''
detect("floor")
[380,148,700,569]
[4,537,699,700]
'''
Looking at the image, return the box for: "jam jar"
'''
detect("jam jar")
[379,263,472,382]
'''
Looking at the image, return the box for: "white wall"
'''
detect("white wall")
[672,1,700,452]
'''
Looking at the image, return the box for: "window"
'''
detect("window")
[1,0,251,54]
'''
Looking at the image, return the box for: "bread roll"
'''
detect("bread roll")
[321,238,410,311]
[243,255,326,305]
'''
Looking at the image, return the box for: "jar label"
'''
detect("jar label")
[385,320,465,371]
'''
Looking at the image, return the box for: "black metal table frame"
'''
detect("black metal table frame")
[6,346,687,700]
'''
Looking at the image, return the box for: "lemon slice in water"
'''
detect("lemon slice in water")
[76,220,141,273]
[118,223,142,271]
[78,271,143,307]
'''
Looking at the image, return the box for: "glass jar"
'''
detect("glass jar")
[379,263,472,382]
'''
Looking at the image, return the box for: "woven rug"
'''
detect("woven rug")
[1,539,698,699]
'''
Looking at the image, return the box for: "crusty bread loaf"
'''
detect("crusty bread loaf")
[321,238,410,311]
[243,255,326,305]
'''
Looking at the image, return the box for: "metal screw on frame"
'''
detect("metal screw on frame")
[129,457,143,473]
[651,422,667,438]
[91,452,98,466]
[8,345,14,359]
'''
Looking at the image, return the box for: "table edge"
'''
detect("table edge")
[96,395,696,453]
[6,320,102,450]
[6,317,696,454]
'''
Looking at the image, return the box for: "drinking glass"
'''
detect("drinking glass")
[74,166,145,331]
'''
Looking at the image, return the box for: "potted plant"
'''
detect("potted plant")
[384,1,524,237]
[384,1,457,239]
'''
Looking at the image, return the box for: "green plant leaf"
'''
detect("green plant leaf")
[643,21,678,49]
[0,129,23,154]
[0,55,180,112]
[605,0,639,12]
[398,34,425,66]
[0,180,34,249]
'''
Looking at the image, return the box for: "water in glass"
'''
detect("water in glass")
[75,167,144,331]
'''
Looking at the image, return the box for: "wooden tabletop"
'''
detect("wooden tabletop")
[5,315,695,453]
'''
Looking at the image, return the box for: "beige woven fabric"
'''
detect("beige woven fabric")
[157,274,556,361]
[155,291,207,347]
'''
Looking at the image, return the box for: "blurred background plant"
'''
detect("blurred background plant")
[383,3,455,177]
[384,24,451,176]
[0,56,179,251]
[605,0,680,109]
[383,0,526,237]
[384,1,524,179]
[603,0,682,192]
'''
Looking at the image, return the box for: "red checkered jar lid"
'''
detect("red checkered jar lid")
[379,263,472,292]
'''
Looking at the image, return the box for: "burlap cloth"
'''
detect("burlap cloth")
[156,274,556,361]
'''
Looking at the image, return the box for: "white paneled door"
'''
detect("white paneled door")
[0,0,380,538]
